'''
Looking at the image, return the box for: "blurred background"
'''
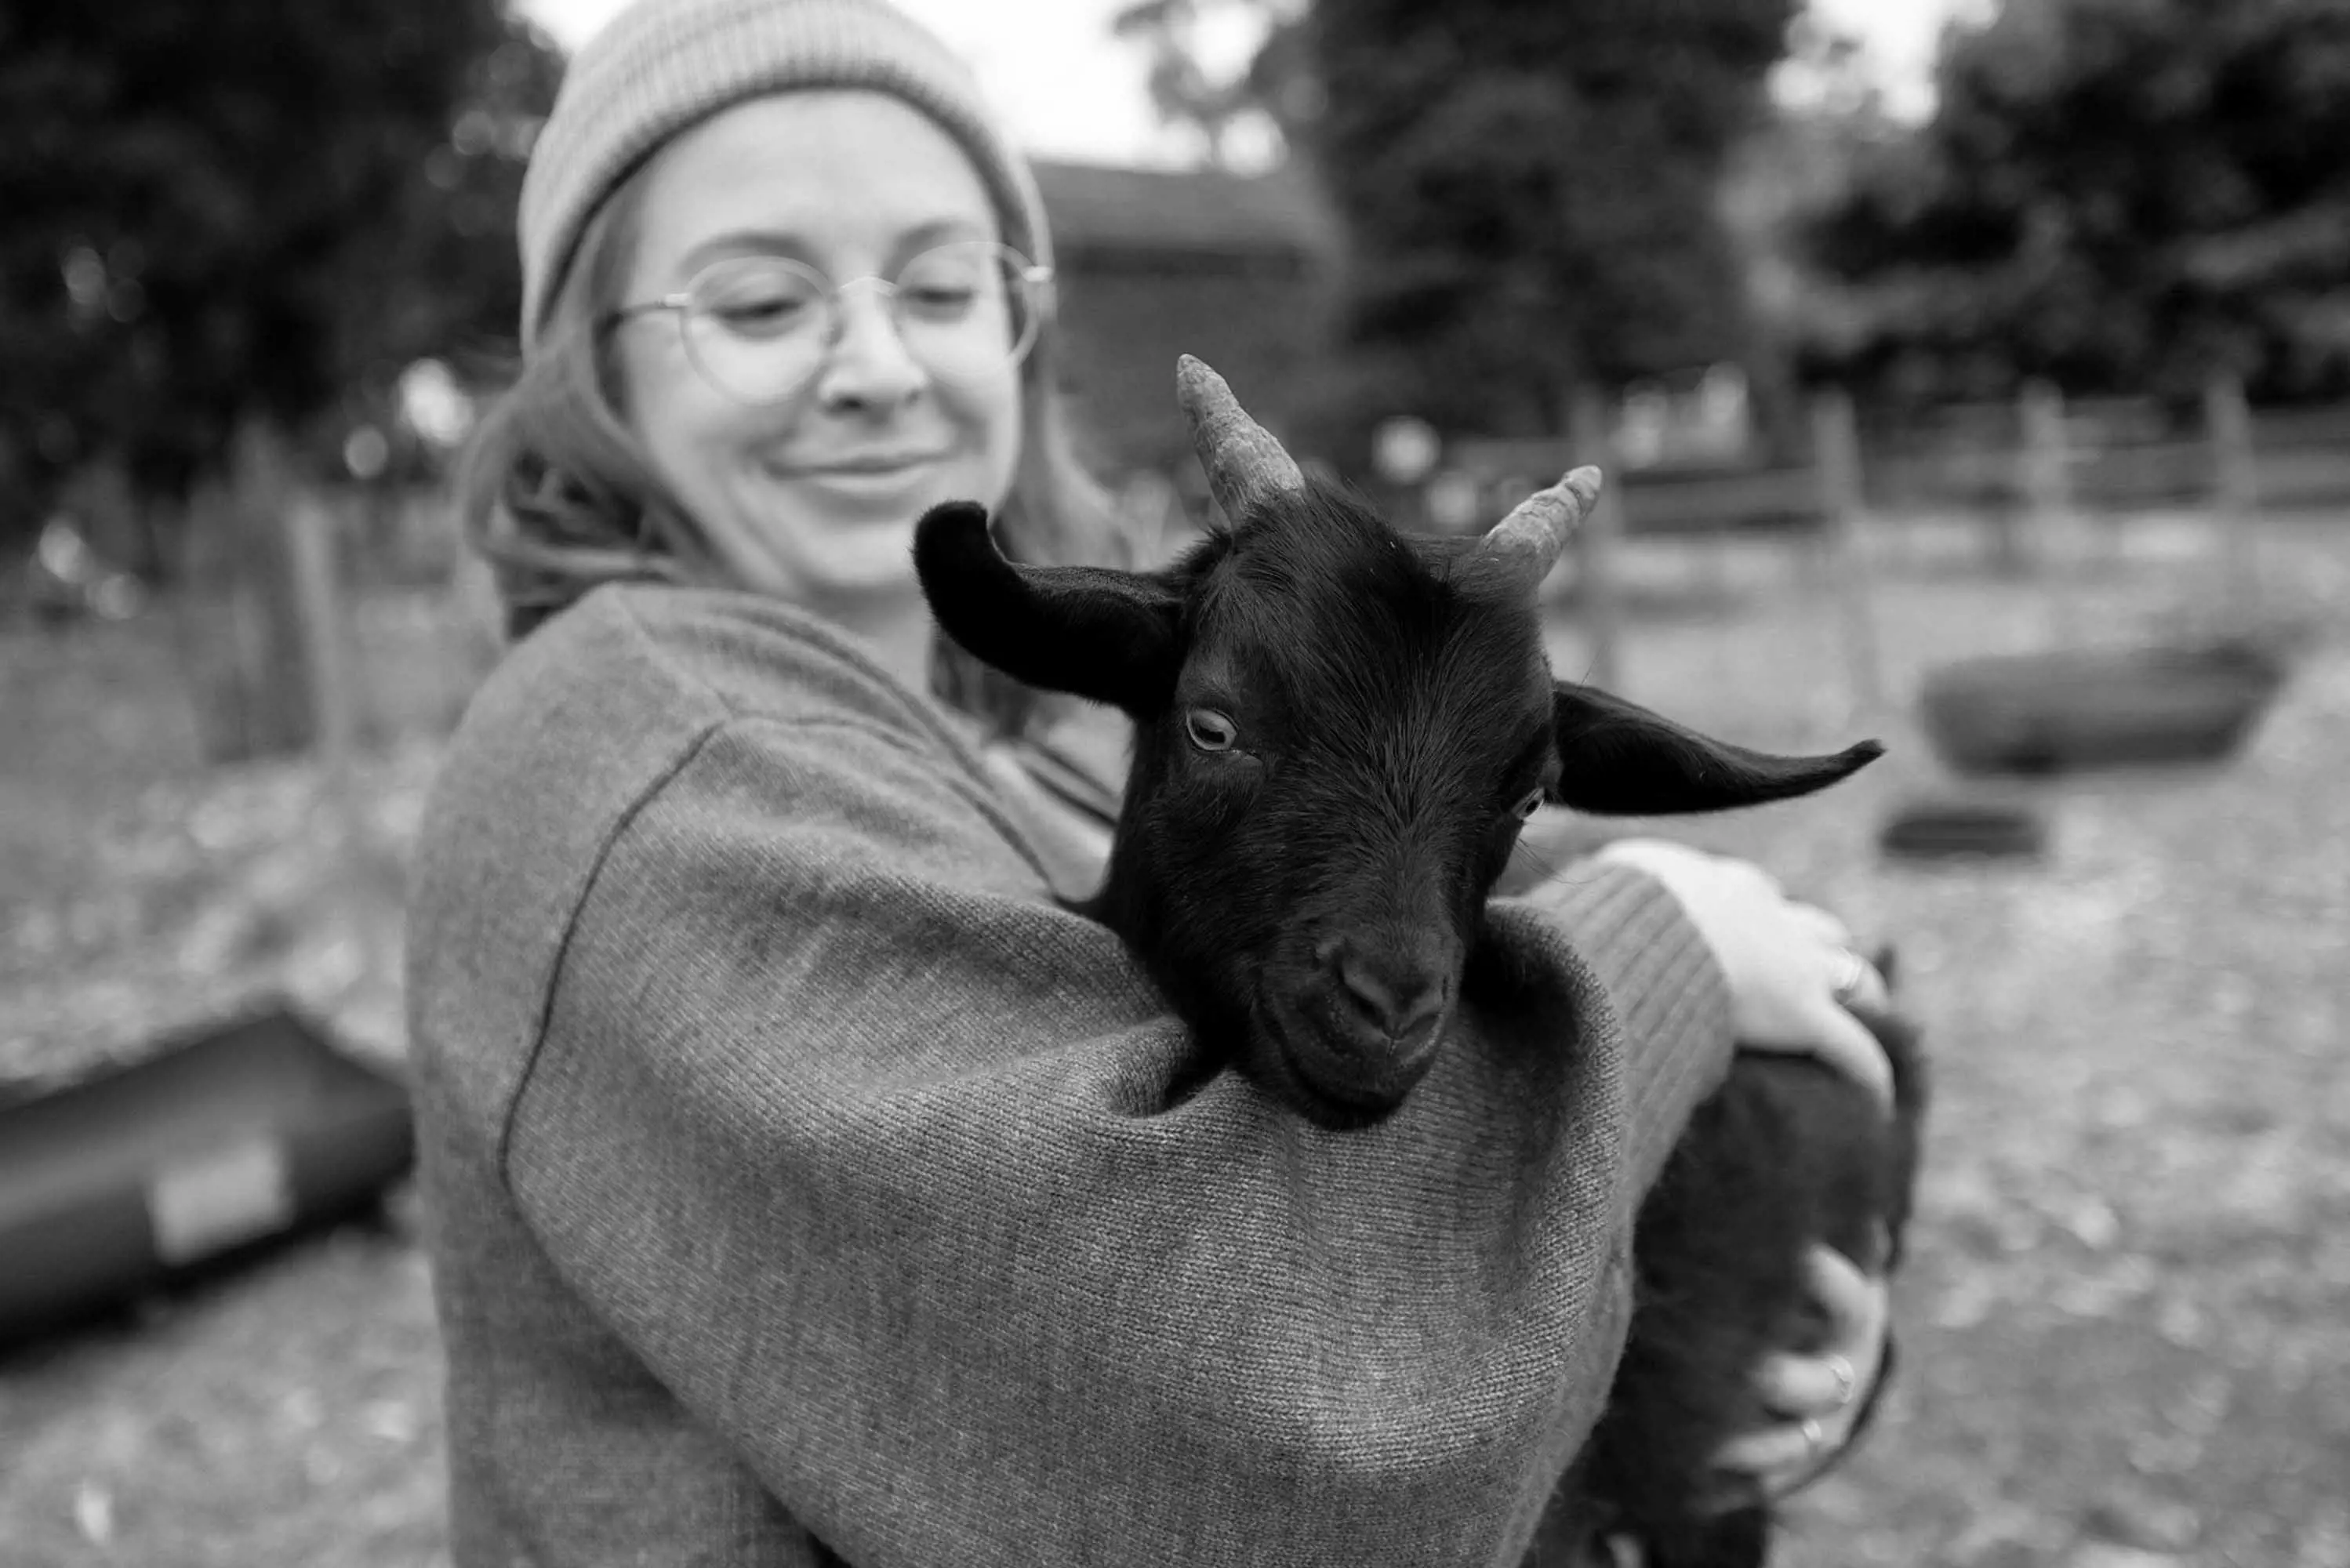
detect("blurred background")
[2,1,2345,1563]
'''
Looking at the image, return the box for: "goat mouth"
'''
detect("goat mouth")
[1251,994,1433,1129]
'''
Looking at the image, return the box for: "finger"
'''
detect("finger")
[1831,952,1892,1018]
[1711,1419,1821,1478]
[1753,1352,1853,1417]
[1814,1001,1893,1107]
[1815,938,1890,1014]
[1741,1000,1894,1111]
[1838,992,1905,1036]
[1805,1243,1885,1345]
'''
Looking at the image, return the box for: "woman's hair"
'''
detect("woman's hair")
[456,155,1128,739]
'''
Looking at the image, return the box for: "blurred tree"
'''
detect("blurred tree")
[0,0,558,757]
[1718,14,1912,449]
[0,0,560,557]
[1112,0,1324,169]
[1295,0,1801,444]
[1803,0,2350,403]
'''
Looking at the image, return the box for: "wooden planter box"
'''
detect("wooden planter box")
[1918,641,2287,777]
[0,1006,412,1346]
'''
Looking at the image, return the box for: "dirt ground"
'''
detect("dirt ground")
[2,507,2345,1567]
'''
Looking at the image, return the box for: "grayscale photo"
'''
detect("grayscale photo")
[2,0,2345,1564]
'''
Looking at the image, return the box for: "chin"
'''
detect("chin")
[814,520,926,597]
[1248,994,1415,1132]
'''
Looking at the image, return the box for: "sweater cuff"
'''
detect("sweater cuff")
[1517,860,1736,1200]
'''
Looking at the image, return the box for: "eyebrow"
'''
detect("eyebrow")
[674,217,997,281]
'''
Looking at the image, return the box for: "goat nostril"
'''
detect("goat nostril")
[1335,956,1446,1044]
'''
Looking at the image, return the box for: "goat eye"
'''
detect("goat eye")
[1512,788,1545,821]
[1184,708,1238,752]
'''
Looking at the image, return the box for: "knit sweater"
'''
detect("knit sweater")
[405,581,1735,1568]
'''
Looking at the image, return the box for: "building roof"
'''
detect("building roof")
[1031,158,1342,263]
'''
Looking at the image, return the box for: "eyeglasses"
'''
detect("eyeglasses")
[605,240,1052,406]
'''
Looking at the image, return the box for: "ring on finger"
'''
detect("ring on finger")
[1830,948,1870,1004]
[1825,1352,1857,1409]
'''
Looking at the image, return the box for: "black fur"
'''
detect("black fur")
[913,500,1187,712]
[1551,683,1883,815]
[913,483,1924,1563]
[1528,984,1929,1567]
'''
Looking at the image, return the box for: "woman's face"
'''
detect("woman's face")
[611,91,1025,610]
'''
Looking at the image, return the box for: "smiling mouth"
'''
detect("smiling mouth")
[797,454,940,477]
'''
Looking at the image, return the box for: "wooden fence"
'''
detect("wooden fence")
[1418,376,2350,708]
[1440,380,2350,543]
[38,379,2344,775]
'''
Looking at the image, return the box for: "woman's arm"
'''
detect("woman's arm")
[1503,818,1905,1509]
[445,709,1669,1568]
[1502,864,1735,1203]
[1576,842,1905,1507]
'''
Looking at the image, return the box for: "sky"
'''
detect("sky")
[513,0,1990,167]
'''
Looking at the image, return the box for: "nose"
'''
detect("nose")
[1319,939,1449,1055]
[814,286,926,410]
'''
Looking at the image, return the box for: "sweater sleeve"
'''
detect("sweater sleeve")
[1500,863,1736,1203]
[495,710,1650,1568]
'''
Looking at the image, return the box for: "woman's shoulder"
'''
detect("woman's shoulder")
[482,581,966,750]
[406,582,1036,1139]
[426,583,962,857]
[410,583,998,989]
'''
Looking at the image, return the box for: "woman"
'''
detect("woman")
[409,1,1901,1563]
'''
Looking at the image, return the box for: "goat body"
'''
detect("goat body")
[912,358,1925,1567]
[1531,990,1927,1566]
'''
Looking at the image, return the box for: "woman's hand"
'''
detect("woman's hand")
[1589,838,1903,1499]
[1589,837,1893,1110]
[1711,1244,1891,1498]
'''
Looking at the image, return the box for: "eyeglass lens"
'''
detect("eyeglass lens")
[677,241,1040,404]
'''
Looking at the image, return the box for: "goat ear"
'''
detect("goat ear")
[913,501,1186,713]
[1549,681,1883,815]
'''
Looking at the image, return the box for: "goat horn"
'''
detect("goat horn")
[1175,354,1306,525]
[1476,466,1604,590]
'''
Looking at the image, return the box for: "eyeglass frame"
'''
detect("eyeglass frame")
[600,241,1056,405]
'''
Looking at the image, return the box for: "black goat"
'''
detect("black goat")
[913,357,1925,1566]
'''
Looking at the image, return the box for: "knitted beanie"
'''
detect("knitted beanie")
[517,0,1052,349]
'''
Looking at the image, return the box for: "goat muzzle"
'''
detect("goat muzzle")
[1276,935,1458,1113]
[1328,947,1447,1057]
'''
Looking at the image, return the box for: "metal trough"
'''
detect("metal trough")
[0,1004,412,1345]
[1918,639,2287,777]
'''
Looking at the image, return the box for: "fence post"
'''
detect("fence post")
[2018,379,2076,564]
[1567,385,1625,692]
[2203,372,2263,621]
[2018,379,2083,641]
[281,488,365,852]
[1811,388,1887,718]
[284,492,356,762]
